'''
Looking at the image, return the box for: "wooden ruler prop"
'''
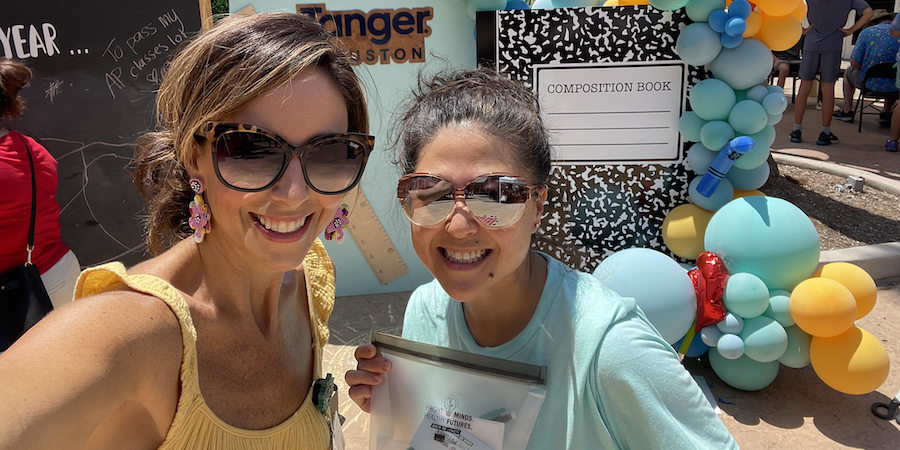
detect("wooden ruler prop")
[345,188,408,285]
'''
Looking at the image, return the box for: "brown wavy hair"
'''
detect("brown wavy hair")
[0,58,33,122]
[132,12,369,255]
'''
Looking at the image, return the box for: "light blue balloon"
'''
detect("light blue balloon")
[649,0,692,11]
[733,88,748,102]
[746,85,770,103]
[704,196,820,291]
[466,0,508,19]
[778,325,812,368]
[766,85,785,95]
[686,143,718,174]
[766,112,783,127]
[710,38,775,90]
[552,0,600,7]
[700,120,735,150]
[720,32,743,49]
[709,10,729,33]
[724,17,746,37]
[716,334,745,359]
[531,0,555,9]
[727,0,752,19]
[691,78,736,121]
[763,289,795,327]
[685,0,725,22]
[739,316,788,363]
[724,159,769,190]
[734,126,774,170]
[728,100,768,135]
[679,111,708,143]
[701,324,724,347]
[717,312,744,334]
[709,350,780,391]
[690,175,734,211]
[762,91,788,115]
[506,0,531,9]
[676,23,723,67]
[674,332,710,357]
[724,272,770,318]
[593,248,697,344]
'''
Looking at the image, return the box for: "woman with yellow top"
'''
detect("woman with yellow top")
[0,12,373,449]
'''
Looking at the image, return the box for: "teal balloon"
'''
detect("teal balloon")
[724,272,770,318]
[724,160,769,190]
[710,38,774,90]
[701,324,725,347]
[676,23,723,67]
[766,85,785,95]
[762,91,788,115]
[505,0,531,9]
[689,175,734,211]
[717,312,744,334]
[686,143,718,174]
[466,0,508,19]
[685,0,725,22]
[734,126,774,170]
[778,325,812,369]
[691,78,736,121]
[552,0,600,6]
[733,88,748,102]
[649,0,692,11]
[700,120,735,150]
[679,111,708,142]
[531,0,555,8]
[746,85,769,103]
[763,289,795,327]
[728,100,768,135]
[717,334,745,359]
[710,350,780,391]
[739,316,788,363]
[766,112,783,127]
[704,196,820,291]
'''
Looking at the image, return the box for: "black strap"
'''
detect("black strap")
[16,133,38,264]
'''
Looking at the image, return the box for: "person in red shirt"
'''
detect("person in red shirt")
[0,58,81,308]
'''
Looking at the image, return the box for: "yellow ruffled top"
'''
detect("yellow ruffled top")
[75,238,335,450]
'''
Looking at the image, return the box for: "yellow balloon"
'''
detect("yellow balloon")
[661,203,714,260]
[790,0,808,22]
[743,11,763,38]
[756,0,801,17]
[756,14,803,51]
[790,278,857,338]
[810,326,890,395]
[732,189,764,199]
[813,262,877,320]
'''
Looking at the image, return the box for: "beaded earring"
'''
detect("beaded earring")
[188,178,211,243]
[324,204,350,243]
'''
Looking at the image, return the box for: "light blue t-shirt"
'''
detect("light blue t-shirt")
[402,253,739,450]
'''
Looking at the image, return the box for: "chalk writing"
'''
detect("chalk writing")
[0,23,59,59]
[44,79,63,102]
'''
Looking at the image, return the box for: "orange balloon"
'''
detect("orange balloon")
[813,262,877,319]
[810,326,890,395]
[790,0,808,22]
[756,14,803,51]
[756,0,801,17]
[790,277,857,338]
[661,203,715,260]
[733,189,764,199]
[743,11,763,38]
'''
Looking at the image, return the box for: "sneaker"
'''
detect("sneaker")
[789,129,802,143]
[817,131,839,145]
[887,140,899,152]
[833,110,855,123]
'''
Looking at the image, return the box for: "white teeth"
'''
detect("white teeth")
[258,215,306,234]
[444,249,487,264]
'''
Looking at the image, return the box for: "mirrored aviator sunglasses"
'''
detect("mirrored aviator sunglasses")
[397,173,539,228]
[194,122,374,194]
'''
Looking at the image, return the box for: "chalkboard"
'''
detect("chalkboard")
[2,1,203,267]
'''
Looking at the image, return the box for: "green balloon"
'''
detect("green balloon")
[724,272,770,318]
[763,289,795,327]
[691,79,736,121]
[778,325,812,369]
[700,120,735,151]
[685,0,725,22]
[709,349,780,391]
[739,316,788,363]
[679,111,707,143]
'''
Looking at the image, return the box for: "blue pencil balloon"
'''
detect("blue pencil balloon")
[695,136,756,197]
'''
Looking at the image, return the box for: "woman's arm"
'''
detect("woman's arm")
[0,290,182,449]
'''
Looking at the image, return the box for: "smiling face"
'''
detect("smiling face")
[190,69,348,271]
[409,124,547,303]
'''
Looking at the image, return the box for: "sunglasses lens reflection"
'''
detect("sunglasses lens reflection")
[399,175,531,228]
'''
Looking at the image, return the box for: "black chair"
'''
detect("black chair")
[854,62,900,132]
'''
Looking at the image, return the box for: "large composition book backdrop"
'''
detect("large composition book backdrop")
[2,1,203,267]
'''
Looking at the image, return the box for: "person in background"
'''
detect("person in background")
[772,38,803,90]
[886,12,900,152]
[790,0,873,146]
[345,68,738,449]
[0,58,81,309]
[0,12,373,449]
[832,10,899,125]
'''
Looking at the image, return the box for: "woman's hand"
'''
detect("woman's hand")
[345,344,392,413]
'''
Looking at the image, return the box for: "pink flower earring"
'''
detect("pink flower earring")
[324,204,350,243]
[188,178,211,243]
